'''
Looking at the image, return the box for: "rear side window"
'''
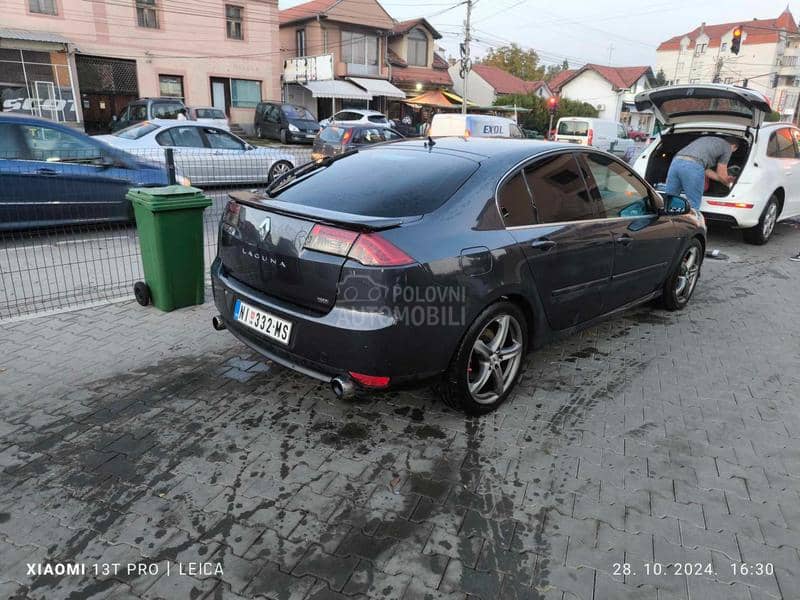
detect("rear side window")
[368,115,387,123]
[767,128,797,158]
[524,153,595,223]
[557,121,588,136]
[0,124,27,158]
[356,128,385,144]
[320,127,345,143]
[204,128,245,149]
[581,153,653,218]
[275,149,479,217]
[497,172,536,227]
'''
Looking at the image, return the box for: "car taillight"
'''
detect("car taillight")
[349,371,390,388]
[587,128,594,145]
[342,129,353,144]
[706,200,754,209]
[349,232,415,266]
[304,223,358,255]
[303,224,415,267]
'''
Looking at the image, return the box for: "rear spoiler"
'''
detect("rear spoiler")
[228,191,420,232]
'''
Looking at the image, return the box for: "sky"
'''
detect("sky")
[279,0,796,69]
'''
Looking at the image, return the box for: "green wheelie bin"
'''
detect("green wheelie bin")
[128,185,212,312]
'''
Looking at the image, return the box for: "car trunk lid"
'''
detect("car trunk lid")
[218,191,414,313]
[635,84,771,128]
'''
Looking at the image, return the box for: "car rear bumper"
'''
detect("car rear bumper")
[700,197,760,228]
[210,259,446,386]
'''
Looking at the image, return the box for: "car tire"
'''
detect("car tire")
[439,301,528,415]
[743,194,779,245]
[255,126,264,139]
[268,160,294,183]
[280,129,288,144]
[660,238,703,311]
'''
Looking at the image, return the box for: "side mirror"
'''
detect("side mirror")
[659,193,692,216]
[95,155,117,169]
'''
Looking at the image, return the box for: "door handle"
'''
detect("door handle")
[36,168,57,176]
[615,234,634,246]
[531,239,557,251]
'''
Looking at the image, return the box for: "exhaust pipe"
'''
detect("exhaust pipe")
[212,315,226,331]
[331,376,355,399]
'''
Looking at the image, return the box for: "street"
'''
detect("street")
[1,221,799,599]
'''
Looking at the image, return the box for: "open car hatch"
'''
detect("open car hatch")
[635,84,771,128]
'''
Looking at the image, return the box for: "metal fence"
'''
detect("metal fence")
[0,145,314,321]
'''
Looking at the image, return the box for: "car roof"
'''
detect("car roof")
[378,137,574,161]
[0,112,82,131]
[340,109,383,115]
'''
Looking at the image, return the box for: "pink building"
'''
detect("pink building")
[1,0,280,133]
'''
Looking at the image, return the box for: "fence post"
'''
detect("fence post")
[165,148,177,185]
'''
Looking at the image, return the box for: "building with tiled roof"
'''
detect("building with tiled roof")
[549,63,655,133]
[448,62,552,106]
[655,9,800,119]
[387,18,453,94]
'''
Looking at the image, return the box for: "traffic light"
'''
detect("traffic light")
[547,96,558,114]
[731,26,743,55]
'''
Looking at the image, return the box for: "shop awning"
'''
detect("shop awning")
[404,90,459,108]
[0,27,71,46]
[347,77,406,99]
[300,80,372,100]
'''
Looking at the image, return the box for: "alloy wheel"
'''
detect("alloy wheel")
[675,246,700,301]
[269,161,292,182]
[762,202,778,240]
[467,314,524,405]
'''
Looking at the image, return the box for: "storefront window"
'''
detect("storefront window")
[0,48,77,123]
[231,79,261,108]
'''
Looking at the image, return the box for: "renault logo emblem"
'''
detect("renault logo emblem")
[258,217,271,241]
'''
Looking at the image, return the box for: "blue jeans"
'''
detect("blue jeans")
[665,158,705,210]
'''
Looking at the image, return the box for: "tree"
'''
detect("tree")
[544,59,570,82]
[494,93,598,133]
[481,44,545,81]
[764,110,781,122]
[654,68,667,87]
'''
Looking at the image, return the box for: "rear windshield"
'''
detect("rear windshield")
[195,108,226,119]
[658,97,753,119]
[319,127,345,143]
[275,149,478,217]
[115,122,161,139]
[283,104,315,120]
[558,121,589,136]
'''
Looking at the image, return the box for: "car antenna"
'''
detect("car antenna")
[425,136,436,149]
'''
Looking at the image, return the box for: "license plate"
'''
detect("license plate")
[233,299,292,345]
[306,134,315,138]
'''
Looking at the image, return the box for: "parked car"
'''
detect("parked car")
[187,106,230,130]
[555,117,634,158]
[429,113,525,139]
[320,109,391,129]
[632,84,798,245]
[211,138,705,414]
[254,102,320,144]
[111,97,186,132]
[627,127,651,142]
[311,125,404,160]
[96,120,295,186]
[0,113,172,231]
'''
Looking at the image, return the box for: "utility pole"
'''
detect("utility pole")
[460,0,473,115]
[607,43,615,65]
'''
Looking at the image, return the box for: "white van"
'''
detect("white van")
[555,117,634,158]
[429,113,525,138]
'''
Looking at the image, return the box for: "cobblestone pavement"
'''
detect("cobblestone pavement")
[1,221,799,600]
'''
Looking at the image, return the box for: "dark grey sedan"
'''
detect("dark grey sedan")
[211,138,705,414]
